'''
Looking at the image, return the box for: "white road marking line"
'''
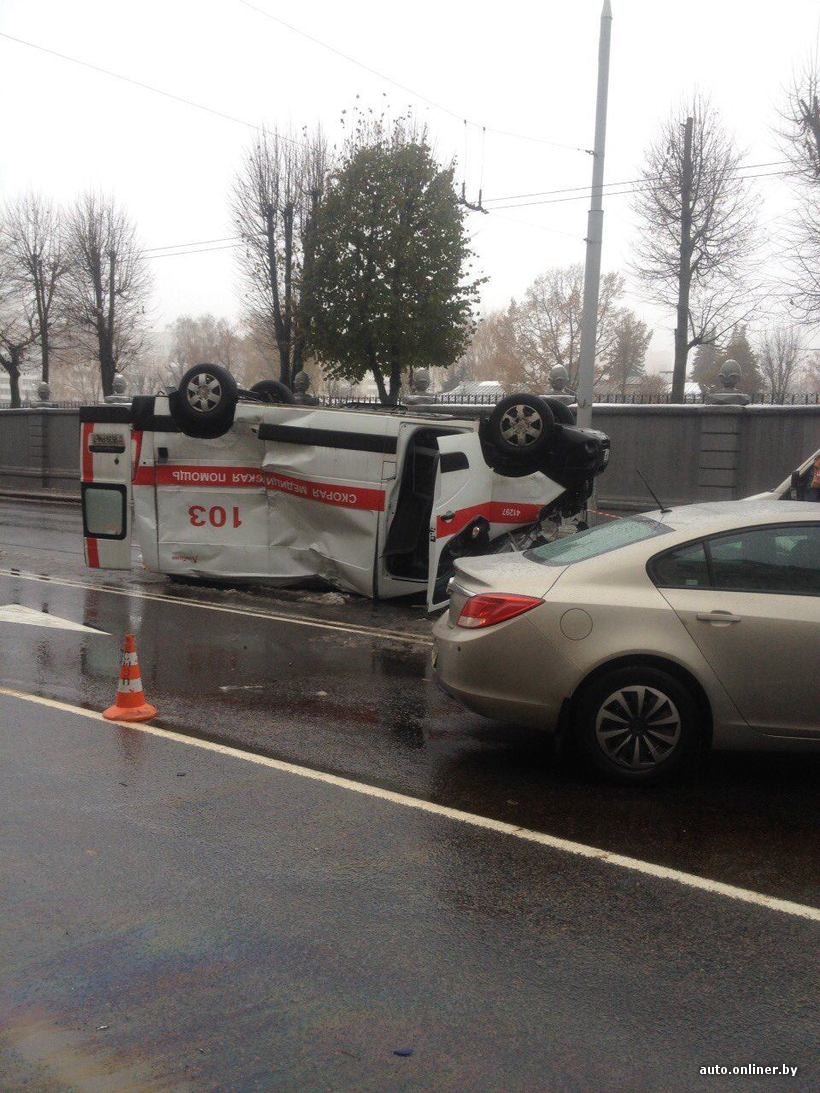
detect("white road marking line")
[2,686,818,925]
[0,604,109,634]
[0,568,433,646]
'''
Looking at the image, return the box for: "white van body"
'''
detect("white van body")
[746,448,820,502]
[80,393,610,609]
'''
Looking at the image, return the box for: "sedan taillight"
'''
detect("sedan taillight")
[457,593,544,629]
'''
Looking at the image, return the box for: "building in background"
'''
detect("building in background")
[0,371,37,405]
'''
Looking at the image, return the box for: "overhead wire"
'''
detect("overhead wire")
[143,236,241,254]
[143,243,242,259]
[1,31,798,229]
[482,160,793,207]
[236,0,590,153]
[4,25,793,254]
[487,167,799,211]
[486,212,584,240]
[140,167,800,254]
[0,30,304,145]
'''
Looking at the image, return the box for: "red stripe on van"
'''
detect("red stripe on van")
[436,501,543,539]
[131,430,143,482]
[131,463,386,512]
[265,471,386,512]
[133,465,266,488]
[81,423,94,483]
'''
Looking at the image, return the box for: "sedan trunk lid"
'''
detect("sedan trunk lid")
[446,553,567,626]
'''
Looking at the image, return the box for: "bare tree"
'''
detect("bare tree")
[601,312,653,398]
[1,194,67,384]
[780,59,820,183]
[0,271,37,407]
[62,193,150,396]
[778,60,820,323]
[802,352,820,393]
[166,314,241,384]
[634,372,669,400]
[447,308,523,389]
[0,326,37,407]
[759,326,804,401]
[632,97,759,399]
[49,343,103,404]
[511,265,624,389]
[232,127,327,389]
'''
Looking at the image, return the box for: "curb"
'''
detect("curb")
[0,489,80,505]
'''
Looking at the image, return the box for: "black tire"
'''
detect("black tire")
[572,665,706,784]
[540,396,575,425]
[170,363,238,439]
[488,394,554,459]
[250,379,295,404]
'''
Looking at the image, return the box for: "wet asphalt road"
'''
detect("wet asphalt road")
[2,694,817,1092]
[1,499,818,905]
[1,499,818,1089]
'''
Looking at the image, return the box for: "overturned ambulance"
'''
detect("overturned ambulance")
[80,364,610,609]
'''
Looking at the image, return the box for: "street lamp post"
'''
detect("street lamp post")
[576,0,613,430]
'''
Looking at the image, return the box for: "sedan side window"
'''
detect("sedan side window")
[708,526,820,596]
[650,541,710,589]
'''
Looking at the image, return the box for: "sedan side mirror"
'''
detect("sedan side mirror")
[789,470,801,500]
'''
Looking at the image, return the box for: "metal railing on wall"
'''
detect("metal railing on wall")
[2,391,818,411]
[0,400,85,409]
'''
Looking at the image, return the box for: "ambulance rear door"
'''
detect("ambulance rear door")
[80,409,134,569]
[427,432,489,609]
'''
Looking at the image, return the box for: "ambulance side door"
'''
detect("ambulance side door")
[427,432,489,609]
[80,417,135,569]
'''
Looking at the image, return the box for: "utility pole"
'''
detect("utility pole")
[576,0,613,430]
[672,115,694,402]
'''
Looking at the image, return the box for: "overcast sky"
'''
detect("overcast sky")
[2,0,819,370]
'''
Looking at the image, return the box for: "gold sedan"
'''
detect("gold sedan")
[432,501,819,784]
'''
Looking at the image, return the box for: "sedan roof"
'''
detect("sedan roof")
[641,499,819,532]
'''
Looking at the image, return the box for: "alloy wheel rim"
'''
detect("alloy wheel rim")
[594,685,682,770]
[500,404,543,447]
[186,372,222,413]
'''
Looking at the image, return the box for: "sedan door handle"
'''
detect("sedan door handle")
[696,610,742,624]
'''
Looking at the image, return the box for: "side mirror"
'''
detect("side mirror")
[789,470,801,500]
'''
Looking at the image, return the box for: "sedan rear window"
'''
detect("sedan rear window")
[526,516,671,566]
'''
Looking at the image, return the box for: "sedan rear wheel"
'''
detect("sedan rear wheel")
[574,666,704,784]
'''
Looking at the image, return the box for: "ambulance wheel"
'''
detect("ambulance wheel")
[489,394,554,458]
[250,379,295,404]
[171,364,238,438]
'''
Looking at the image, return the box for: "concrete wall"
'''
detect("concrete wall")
[0,408,80,494]
[0,404,818,506]
[592,404,819,511]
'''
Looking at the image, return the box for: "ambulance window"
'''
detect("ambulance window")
[82,485,127,539]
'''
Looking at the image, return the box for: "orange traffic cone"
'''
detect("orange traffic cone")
[103,634,158,723]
